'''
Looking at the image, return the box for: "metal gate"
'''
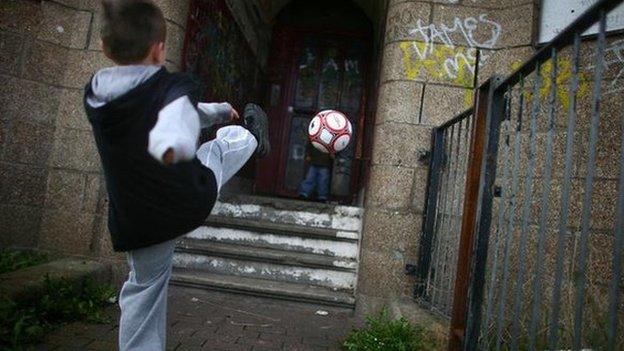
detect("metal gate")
[415,0,624,349]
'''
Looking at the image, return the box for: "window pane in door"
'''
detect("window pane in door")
[294,41,319,109]
[318,47,342,110]
[340,42,364,113]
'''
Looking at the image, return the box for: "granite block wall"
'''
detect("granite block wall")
[0,0,190,263]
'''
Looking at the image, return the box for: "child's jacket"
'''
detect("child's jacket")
[84,66,218,252]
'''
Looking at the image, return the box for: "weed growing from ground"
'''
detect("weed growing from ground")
[343,309,441,351]
[0,276,117,349]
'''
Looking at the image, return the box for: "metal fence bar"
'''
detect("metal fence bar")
[448,81,491,351]
[573,10,607,350]
[439,121,464,312]
[431,126,455,308]
[463,75,506,351]
[548,31,581,350]
[528,47,558,350]
[416,128,447,298]
[510,60,542,351]
[446,118,469,310]
[482,84,513,349]
[607,96,624,351]
[495,75,526,351]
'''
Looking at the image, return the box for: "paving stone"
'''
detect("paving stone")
[41,286,357,351]
[236,336,282,349]
[87,339,116,350]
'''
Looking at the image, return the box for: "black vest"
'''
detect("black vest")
[84,68,217,252]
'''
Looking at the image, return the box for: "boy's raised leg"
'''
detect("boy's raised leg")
[196,103,269,191]
[196,125,258,191]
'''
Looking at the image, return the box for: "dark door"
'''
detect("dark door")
[259,32,368,202]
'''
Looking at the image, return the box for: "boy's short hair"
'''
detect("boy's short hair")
[100,0,167,64]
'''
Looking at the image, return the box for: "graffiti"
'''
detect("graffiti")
[184,0,261,109]
[510,58,591,110]
[396,14,501,91]
[407,14,502,51]
[399,42,476,87]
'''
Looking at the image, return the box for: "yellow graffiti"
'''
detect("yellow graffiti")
[398,41,589,110]
[510,58,590,110]
[399,41,476,88]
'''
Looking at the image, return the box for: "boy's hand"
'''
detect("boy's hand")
[231,108,240,121]
[305,156,311,163]
[162,148,175,166]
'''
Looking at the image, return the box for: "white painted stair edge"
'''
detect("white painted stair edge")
[210,200,363,232]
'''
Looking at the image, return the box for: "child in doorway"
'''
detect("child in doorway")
[83,1,269,350]
[298,143,334,202]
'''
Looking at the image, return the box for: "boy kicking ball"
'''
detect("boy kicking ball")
[83,1,269,349]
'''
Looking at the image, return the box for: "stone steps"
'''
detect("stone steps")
[185,217,359,258]
[211,194,363,231]
[171,195,363,307]
[170,269,356,307]
[176,239,357,271]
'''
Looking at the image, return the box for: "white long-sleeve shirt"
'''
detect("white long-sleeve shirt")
[86,65,232,164]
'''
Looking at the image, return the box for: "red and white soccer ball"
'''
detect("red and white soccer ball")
[308,110,352,154]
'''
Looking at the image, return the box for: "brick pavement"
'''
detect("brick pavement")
[39,285,362,351]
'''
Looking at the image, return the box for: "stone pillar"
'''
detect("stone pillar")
[356,0,535,313]
[0,0,190,261]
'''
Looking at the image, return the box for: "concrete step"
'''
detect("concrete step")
[187,214,359,258]
[176,239,357,271]
[172,248,356,291]
[205,215,359,241]
[212,194,363,231]
[170,269,356,308]
[185,225,359,259]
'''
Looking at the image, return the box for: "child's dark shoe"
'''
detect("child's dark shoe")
[244,103,270,158]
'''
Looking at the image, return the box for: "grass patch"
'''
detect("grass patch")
[0,276,117,350]
[0,249,48,274]
[343,309,441,351]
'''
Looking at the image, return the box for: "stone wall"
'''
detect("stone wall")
[357,0,536,311]
[0,0,190,264]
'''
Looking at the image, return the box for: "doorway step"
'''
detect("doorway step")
[170,195,363,308]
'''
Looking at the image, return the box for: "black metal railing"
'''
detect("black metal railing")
[415,108,475,317]
[415,0,624,350]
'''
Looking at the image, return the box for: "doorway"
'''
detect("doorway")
[255,0,373,204]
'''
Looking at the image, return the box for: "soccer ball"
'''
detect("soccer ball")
[308,110,352,154]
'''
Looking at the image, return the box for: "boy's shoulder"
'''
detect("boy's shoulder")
[161,70,205,106]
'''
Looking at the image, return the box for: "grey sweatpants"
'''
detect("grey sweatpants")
[118,126,257,351]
